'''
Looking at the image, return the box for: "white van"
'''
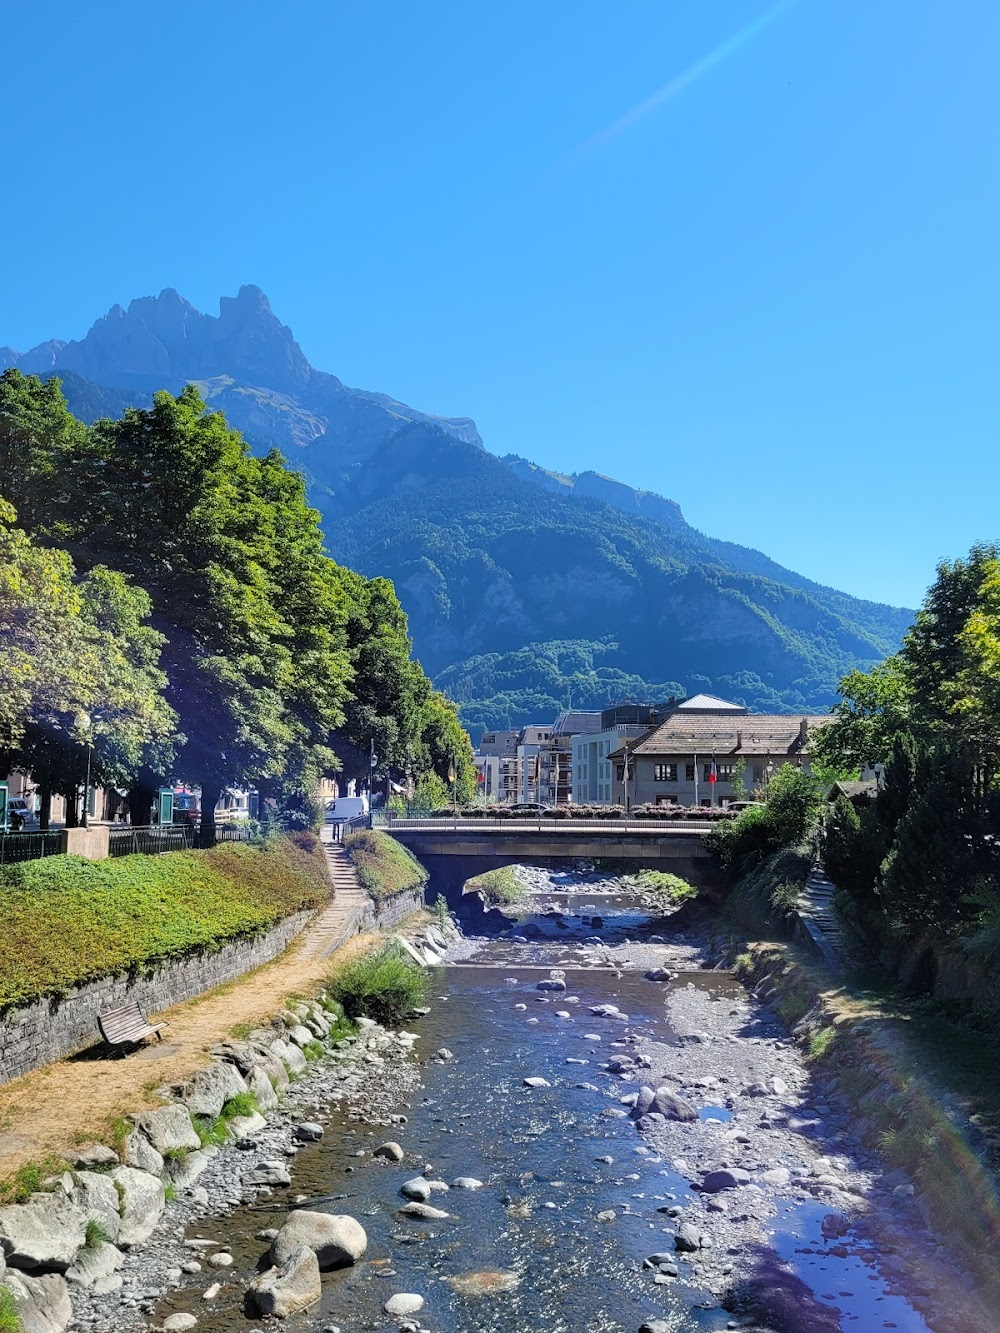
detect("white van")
[325,795,369,822]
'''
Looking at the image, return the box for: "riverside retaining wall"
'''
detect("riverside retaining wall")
[0,910,313,1087]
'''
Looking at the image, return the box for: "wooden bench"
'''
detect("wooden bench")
[98,1001,167,1052]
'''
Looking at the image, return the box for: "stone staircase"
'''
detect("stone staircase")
[297,826,370,961]
[795,863,843,968]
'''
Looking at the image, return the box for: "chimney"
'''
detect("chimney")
[736,729,743,750]
[799,718,809,746]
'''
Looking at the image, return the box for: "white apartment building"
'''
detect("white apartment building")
[571,704,662,804]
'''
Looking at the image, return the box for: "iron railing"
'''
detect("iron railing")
[108,822,254,856]
[206,824,254,846]
[109,824,194,857]
[0,830,63,864]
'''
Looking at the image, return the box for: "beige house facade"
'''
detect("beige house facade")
[607,693,830,808]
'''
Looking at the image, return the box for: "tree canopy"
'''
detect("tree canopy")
[0,370,471,834]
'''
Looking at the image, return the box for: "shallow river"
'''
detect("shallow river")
[168,871,943,1333]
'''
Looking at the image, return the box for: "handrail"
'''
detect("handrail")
[372,816,713,834]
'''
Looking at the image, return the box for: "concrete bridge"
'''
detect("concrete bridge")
[381,817,713,863]
[377,818,718,908]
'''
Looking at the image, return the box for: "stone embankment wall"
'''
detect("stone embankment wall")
[358,888,426,934]
[0,911,312,1088]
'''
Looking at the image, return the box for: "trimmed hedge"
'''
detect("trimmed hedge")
[343,829,428,902]
[0,832,329,1013]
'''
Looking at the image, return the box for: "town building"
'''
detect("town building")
[542,711,603,805]
[474,729,519,802]
[606,693,830,808]
[572,704,662,804]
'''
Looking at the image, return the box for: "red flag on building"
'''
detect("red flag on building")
[708,758,717,784]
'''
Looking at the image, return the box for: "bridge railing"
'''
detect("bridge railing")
[372,815,713,834]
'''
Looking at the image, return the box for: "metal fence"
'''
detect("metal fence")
[206,824,254,846]
[329,814,372,843]
[0,831,63,864]
[109,824,194,857]
[108,822,255,856]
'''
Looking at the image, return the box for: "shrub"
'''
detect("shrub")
[723,842,813,934]
[193,1115,230,1149]
[707,767,820,874]
[327,945,429,1026]
[823,796,886,902]
[0,836,329,1013]
[0,1158,63,1206]
[0,1286,20,1333]
[343,830,428,902]
[465,867,524,907]
[625,869,698,908]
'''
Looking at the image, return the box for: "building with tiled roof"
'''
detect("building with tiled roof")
[606,695,830,808]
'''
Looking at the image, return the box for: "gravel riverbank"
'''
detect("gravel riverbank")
[56,867,993,1333]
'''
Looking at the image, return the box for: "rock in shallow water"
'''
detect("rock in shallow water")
[374,1141,404,1162]
[445,1270,521,1297]
[248,1246,321,1317]
[383,1293,424,1316]
[399,1202,450,1220]
[271,1210,367,1269]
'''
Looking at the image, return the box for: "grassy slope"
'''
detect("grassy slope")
[342,829,428,901]
[0,832,328,1012]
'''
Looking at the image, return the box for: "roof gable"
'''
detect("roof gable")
[674,693,748,714]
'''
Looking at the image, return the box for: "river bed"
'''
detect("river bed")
[132,866,980,1333]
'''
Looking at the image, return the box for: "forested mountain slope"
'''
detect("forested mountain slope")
[3,288,913,734]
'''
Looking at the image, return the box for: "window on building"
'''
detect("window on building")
[653,763,678,782]
[685,763,695,781]
[704,763,734,781]
[753,765,763,783]
[654,794,676,805]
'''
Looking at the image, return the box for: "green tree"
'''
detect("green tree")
[823,795,886,903]
[418,691,475,804]
[879,758,981,933]
[79,388,295,836]
[0,370,90,540]
[0,501,176,825]
[811,656,910,773]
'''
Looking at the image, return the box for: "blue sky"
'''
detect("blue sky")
[2,0,998,610]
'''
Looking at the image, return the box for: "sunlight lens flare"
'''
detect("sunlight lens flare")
[566,0,798,162]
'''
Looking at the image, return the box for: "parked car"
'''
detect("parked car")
[509,802,551,814]
[7,797,37,825]
[727,800,765,813]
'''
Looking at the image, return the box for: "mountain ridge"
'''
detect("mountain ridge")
[2,287,913,734]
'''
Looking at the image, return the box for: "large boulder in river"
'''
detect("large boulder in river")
[0,1193,88,1270]
[649,1087,698,1122]
[248,1246,321,1317]
[270,1211,367,1270]
[182,1059,248,1119]
[3,1270,73,1333]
